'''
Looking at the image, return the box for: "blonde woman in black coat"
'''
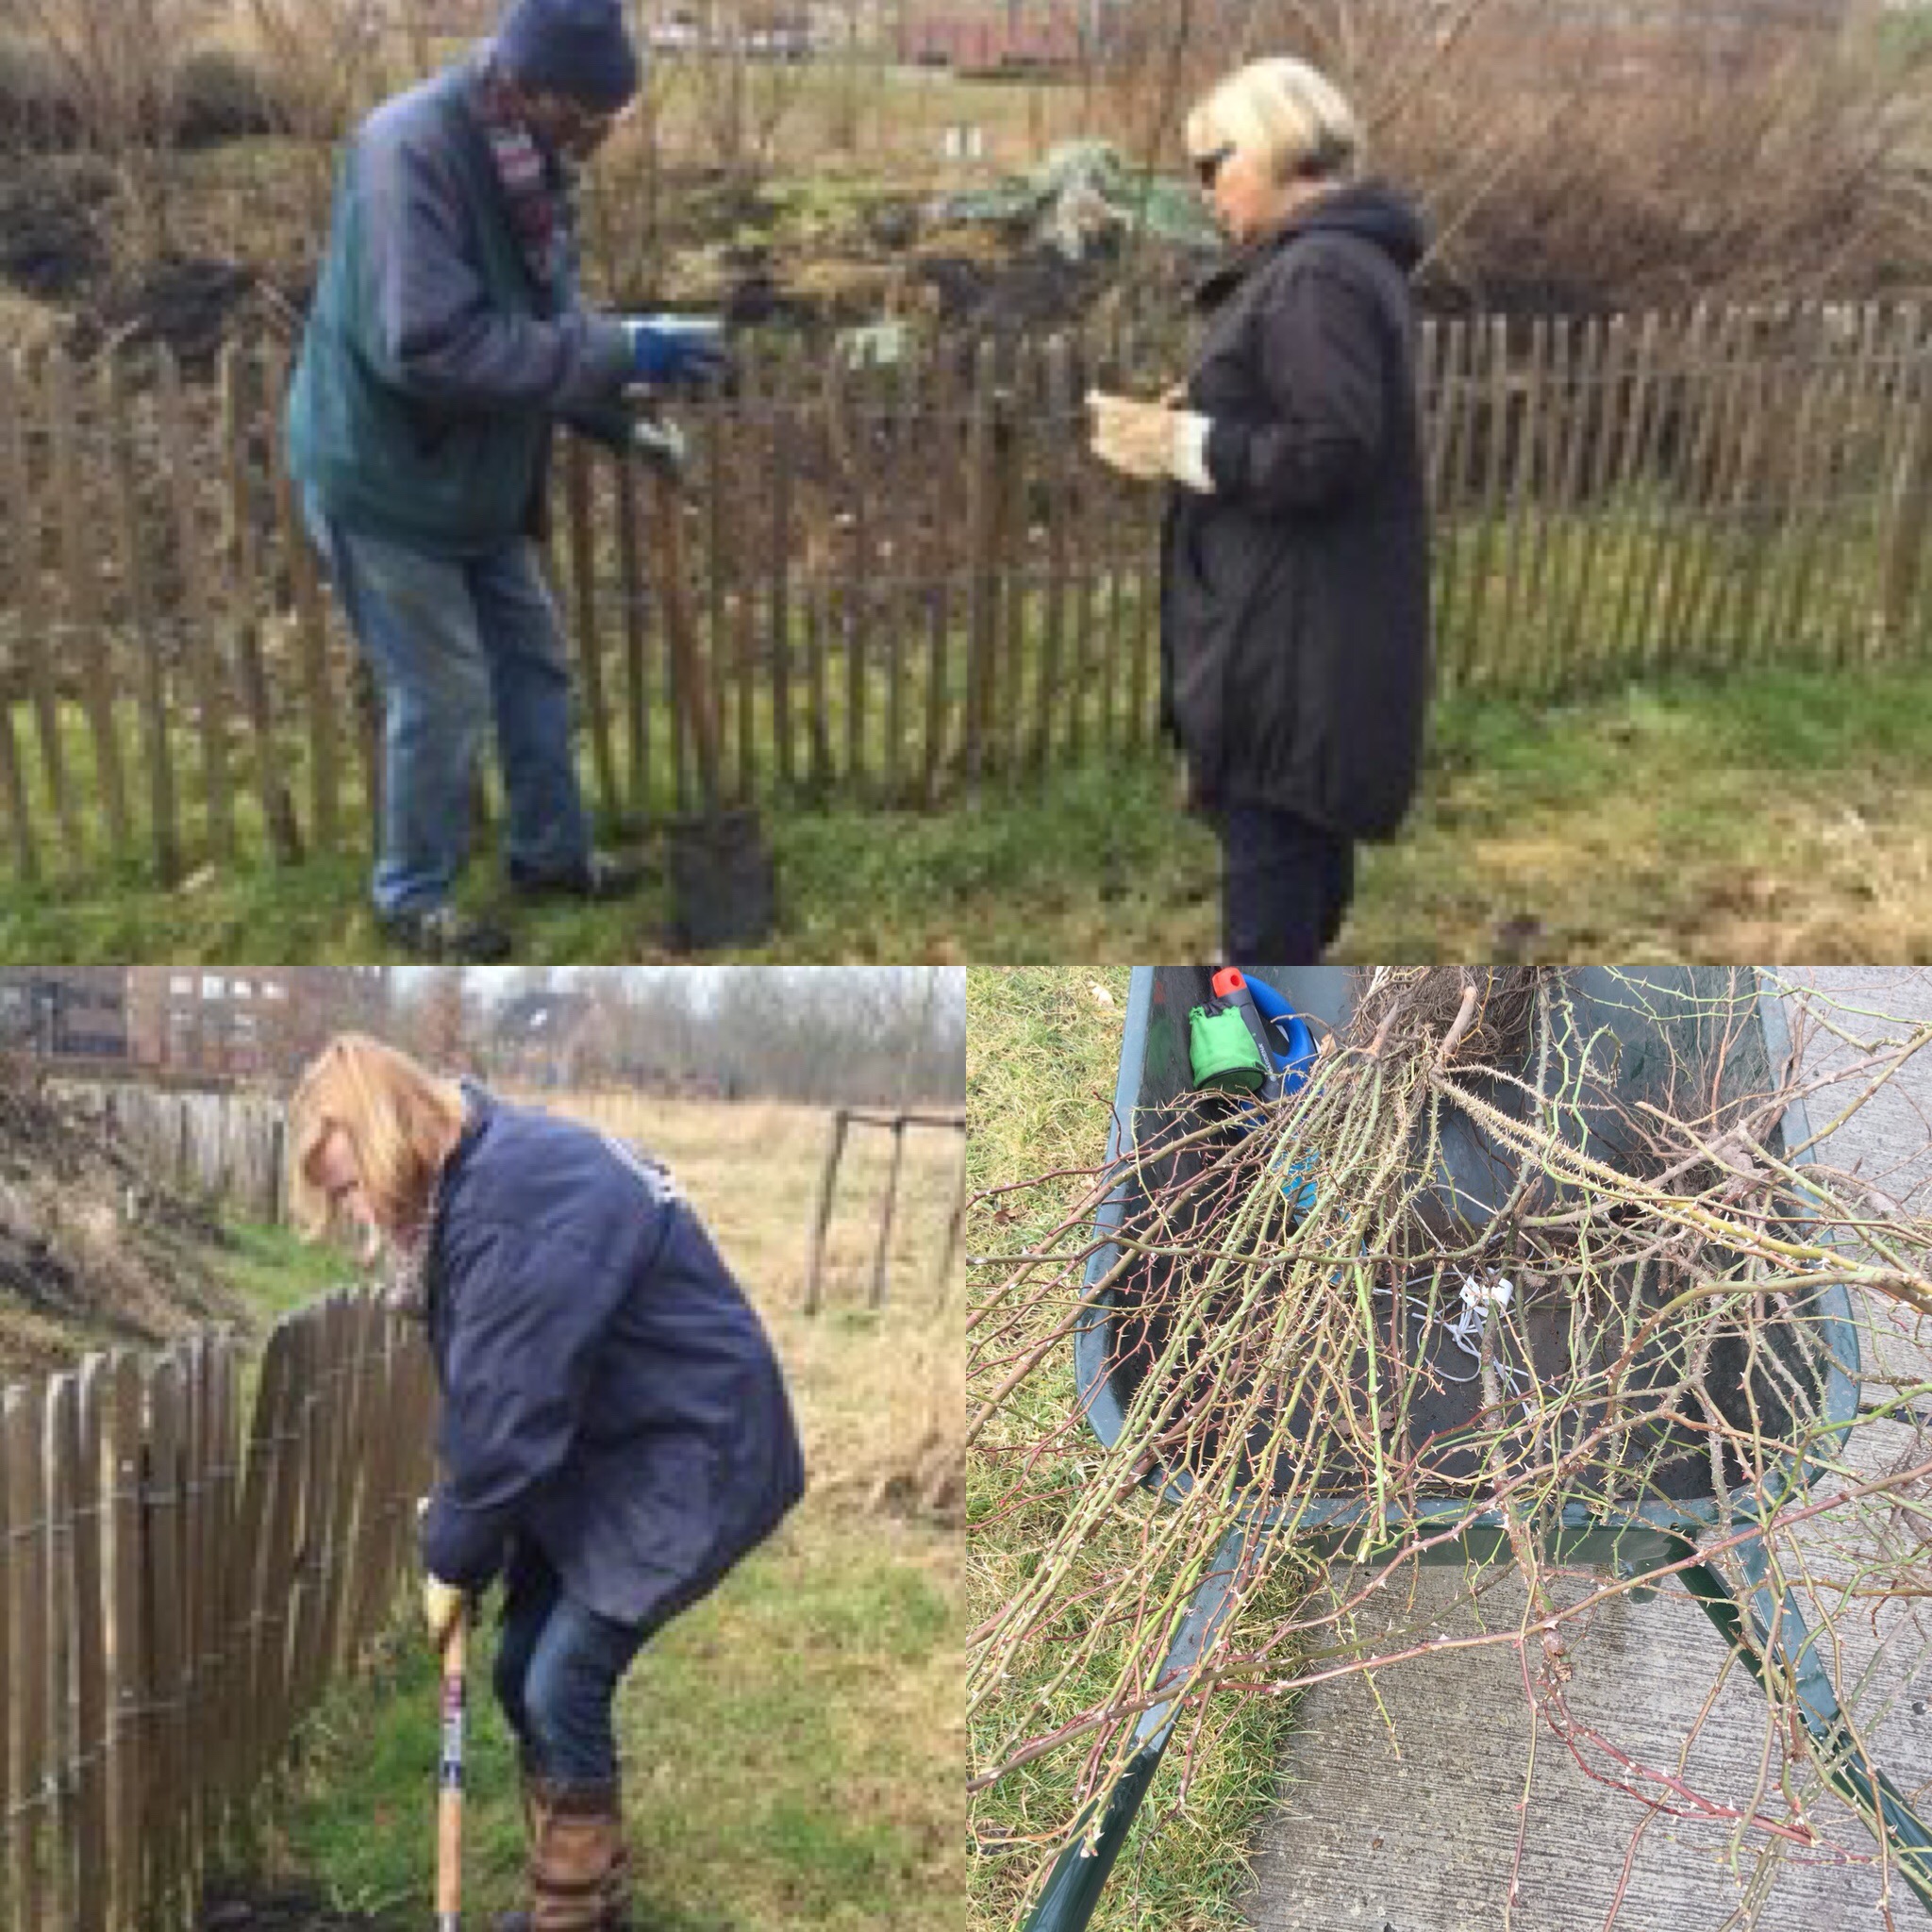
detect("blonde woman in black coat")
[1088,57,1431,964]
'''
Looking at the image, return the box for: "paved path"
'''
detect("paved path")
[1240,970,1932,1932]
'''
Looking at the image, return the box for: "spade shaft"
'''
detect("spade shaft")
[435,1610,467,1932]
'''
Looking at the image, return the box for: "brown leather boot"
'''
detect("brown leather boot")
[599,1778,633,1932]
[492,1761,554,1932]
[529,1780,625,1932]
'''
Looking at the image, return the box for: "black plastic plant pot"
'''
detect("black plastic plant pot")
[1015,968,1932,1931]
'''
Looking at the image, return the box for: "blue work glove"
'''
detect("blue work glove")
[623,314,730,389]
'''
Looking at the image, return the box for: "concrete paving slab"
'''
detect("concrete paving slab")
[1238,970,1932,1932]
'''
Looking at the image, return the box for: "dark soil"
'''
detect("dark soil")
[0,160,113,299]
[70,254,306,375]
[199,1883,407,1932]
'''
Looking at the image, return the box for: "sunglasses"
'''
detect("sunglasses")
[1192,143,1237,190]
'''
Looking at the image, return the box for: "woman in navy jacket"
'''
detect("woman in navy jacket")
[291,1033,806,1931]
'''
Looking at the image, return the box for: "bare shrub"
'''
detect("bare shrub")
[234,0,397,238]
[6,0,184,258]
[675,3,817,188]
[1088,0,1932,312]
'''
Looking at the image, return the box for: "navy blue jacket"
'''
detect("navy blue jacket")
[419,1090,806,1630]
[287,58,634,555]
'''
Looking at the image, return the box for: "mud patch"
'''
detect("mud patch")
[200,1882,407,1932]
[0,159,113,300]
[72,254,299,375]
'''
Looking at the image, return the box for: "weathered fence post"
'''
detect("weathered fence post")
[803,1108,850,1316]
[6,1379,48,1932]
[868,1116,908,1309]
[936,1156,967,1308]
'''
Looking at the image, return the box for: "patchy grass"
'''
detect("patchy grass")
[272,1512,958,1932]
[210,1215,351,1328]
[10,660,1932,961]
[966,969,1308,1932]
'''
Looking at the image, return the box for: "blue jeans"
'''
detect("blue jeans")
[1220,804,1356,965]
[493,1547,650,1785]
[305,492,591,916]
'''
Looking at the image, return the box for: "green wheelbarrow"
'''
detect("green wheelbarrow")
[1024,966,1932,1930]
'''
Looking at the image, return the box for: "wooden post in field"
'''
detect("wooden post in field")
[924,340,958,804]
[263,338,351,856]
[0,1381,9,1923]
[6,1380,49,1932]
[936,1152,967,1307]
[176,1337,208,1917]
[964,337,1000,799]
[764,342,796,801]
[236,1322,294,1803]
[999,338,1031,791]
[841,350,872,798]
[803,1109,850,1316]
[885,338,920,802]
[288,1307,328,1727]
[219,341,306,862]
[0,360,33,876]
[106,355,181,889]
[156,347,238,869]
[1879,305,1930,648]
[105,1353,142,1932]
[1040,335,1073,779]
[0,354,46,879]
[202,1341,239,1840]
[2,350,80,872]
[72,1357,109,1932]
[565,442,618,822]
[615,457,649,816]
[146,1352,186,1927]
[869,1115,908,1309]
[42,1372,76,1931]
[46,347,133,858]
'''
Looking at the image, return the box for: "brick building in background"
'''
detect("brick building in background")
[0,969,391,1085]
[126,969,390,1084]
[0,969,129,1062]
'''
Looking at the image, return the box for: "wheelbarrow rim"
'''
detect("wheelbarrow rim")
[1074,966,1861,1541]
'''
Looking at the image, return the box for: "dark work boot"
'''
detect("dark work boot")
[377,902,513,962]
[528,1780,625,1932]
[508,849,656,904]
[491,1759,553,1932]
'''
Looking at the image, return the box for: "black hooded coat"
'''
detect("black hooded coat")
[1161,182,1432,840]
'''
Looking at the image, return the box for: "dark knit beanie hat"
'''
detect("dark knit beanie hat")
[494,0,640,111]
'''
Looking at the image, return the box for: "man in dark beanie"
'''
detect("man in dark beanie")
[288,0,727,962]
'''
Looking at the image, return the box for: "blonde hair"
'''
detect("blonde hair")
[1185,57,1362,187]
[288,1033,468,1243]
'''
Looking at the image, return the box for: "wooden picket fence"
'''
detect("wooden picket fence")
[0,1294,436,1932]
[0,297,1927,888]
[55,1082,288,1225]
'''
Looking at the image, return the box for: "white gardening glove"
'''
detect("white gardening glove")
[422,1574,466,1650]
[1086,391,1215,492]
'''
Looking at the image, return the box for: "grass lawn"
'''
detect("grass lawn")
[203,1091,963,1931]
[8,662,1932,962]
[966,968,1307,1932]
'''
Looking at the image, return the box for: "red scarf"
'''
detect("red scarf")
[472,52,568,301]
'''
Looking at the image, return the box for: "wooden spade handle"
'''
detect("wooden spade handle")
[435,1611,467,1930]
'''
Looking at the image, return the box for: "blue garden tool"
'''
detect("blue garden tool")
[1205,969,1320,1215]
